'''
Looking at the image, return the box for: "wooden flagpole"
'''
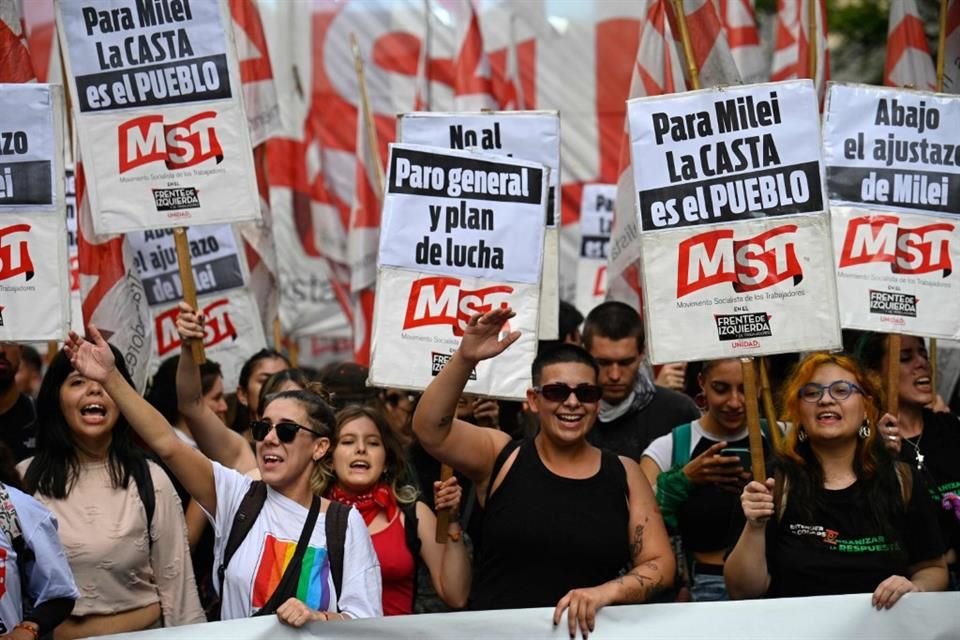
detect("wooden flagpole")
[672,0,701,90]
[174,229,205,363]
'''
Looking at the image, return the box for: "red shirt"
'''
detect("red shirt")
[372,514,416,615]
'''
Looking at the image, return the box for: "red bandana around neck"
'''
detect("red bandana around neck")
[328,483,398,525]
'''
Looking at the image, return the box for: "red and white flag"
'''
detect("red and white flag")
[771,0,830,103]
[239,144,280,342]
[666,0,741,89]
[606,0,686,312]
[884,0,936,90]
[76,162,153,391]
[607,0,740,312]
[230,0,281,146]
[716,0,765,82]
[0,0,34,82]
[347,96,384,365]
[453,0,498,110]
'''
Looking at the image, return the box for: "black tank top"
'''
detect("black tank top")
[471,439,631,610]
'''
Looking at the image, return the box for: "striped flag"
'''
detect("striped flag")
[0,0,34,82]
[771,0,830,103]
[943,0,960,93]
[716,0,766,82]
[453,0,498,110]
[884,0,936,90]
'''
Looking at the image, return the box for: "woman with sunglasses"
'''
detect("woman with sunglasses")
[328,406,470,615]
[413,308,673,640]
[725,352,947,608]
[856,332,960,589]
[19,344,205,638]
[61,327,382,625]
[640,359,774,601]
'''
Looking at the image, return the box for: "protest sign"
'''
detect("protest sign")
[823,84,960,339]
[628,81,840,363]
[128,223,246,306]
[150,287,265,390]
[64,167,85,334]
[55,0,260,233]
[0,84,70,341]
[575,184,614,316]
[397,111,561,339]
[628,80,825,233]
[823,84,960,217]
[370,144,546,399]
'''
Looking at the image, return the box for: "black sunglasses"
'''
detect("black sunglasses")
[534,383,603,404]
[250,419,324,443]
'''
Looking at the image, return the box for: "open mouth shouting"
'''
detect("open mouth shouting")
[261,452,284,471]
[79,402,108,424]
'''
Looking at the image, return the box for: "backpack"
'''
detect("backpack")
[216,482,352,614]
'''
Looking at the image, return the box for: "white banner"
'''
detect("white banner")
[64,167,84,334]
[93,593,960,640]
[55,0,260,233]
[397,112,561,338]
[369,268,540,400]
[640,215,842,363]
[628,80,826,233]
[823,83,960,217]
[0,84,70,341]
[575,184,614,316]
[127,224,246,307]
[831,206,960,339]
[150,288,266,391]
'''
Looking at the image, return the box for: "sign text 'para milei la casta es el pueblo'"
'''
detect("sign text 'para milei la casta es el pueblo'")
[628,80,841,363]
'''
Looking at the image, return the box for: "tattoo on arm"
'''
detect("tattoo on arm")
[628,518,647,561]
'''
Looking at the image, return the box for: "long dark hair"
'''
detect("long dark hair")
[332,405,417,504]
[778,352,906,542]
[23,347,151,500]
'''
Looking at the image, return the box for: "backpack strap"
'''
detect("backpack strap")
[324,500,351,608]
[255,495,322,616]
[670,422,693,470]
[218,481,268,597]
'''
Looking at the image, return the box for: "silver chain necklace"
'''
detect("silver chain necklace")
[903,433,925,470]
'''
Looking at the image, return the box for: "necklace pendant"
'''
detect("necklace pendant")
[915,451,925,469]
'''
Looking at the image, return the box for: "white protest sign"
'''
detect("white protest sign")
[628,81,840,363]
[127,224,246,306]
[641,216,840,362]
[823,84,960,217]
[823,85,960,339]
[150,287,266,391]
[629,80,826,232]
[370,144,547,399]
[0,84,70,341]
[831,206,960,339]
[575,184,614,316]
[55,0,260,233]
[64,167,84,334]
[398,111,561,339]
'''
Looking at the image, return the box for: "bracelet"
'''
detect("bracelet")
[14,622,39,640]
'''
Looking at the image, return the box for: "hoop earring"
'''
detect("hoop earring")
[859,419,871,440]
[797,427,807,443]
[694,392,707,411]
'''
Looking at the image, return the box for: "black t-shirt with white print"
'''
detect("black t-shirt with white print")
[765,467,944,598]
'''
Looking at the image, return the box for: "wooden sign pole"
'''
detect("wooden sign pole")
[741,358,766,480]
[174,228,205,364]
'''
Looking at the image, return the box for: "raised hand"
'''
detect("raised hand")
[63,325,116,383]
[176,301,205,344]
[457,307,520,364]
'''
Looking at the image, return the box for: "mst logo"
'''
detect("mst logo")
[119,111,224,174]
[0,224,34,282]
[403,276,513,336]
[839,215,953,277]
[676,225,802,298]
[155,298,237,356]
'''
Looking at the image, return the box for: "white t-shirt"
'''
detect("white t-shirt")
[643,419,750,471]
[206,463,382,620]
[0,486,79,634]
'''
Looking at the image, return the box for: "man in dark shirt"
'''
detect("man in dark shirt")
[583,302,699,460]
[0,342,37,462]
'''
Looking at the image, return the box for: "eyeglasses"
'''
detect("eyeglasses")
[250,419,324,443]
[798,381,864,403]
[534,383,603,404]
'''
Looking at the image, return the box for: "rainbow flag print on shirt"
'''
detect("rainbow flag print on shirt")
[252,534,332,611]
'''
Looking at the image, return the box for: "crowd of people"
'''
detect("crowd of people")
[0,300,956,639]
